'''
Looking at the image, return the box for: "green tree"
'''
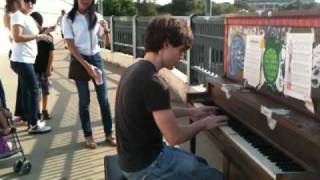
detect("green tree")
[211,2,249,15]
[211,2,223,15]
[278,1,320,11]
[136,1,158,16]
[158,4,172,15]
[223,4,239,14]
[103,0,137,16]
[234,0,255,12]
[170,0,205,16]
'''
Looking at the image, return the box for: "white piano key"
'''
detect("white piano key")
[219,125,282,179]
[193,103,283,179]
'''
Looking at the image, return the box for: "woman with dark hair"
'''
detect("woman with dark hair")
[9,0,52,134]
[63,0,114,149]
[3,0,26,126]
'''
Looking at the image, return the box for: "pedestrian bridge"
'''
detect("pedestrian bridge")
[2,13,320,179]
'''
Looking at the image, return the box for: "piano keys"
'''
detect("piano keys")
[187,78,320,180]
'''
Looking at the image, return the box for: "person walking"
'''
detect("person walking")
[62,0,115,149]
[9,0,52,134]
[56,9,67,49]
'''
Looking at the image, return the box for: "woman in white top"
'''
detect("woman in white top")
[9,0,52,134]
[1,0,20,113]
[63,0,115,148]
[3,0,28,126]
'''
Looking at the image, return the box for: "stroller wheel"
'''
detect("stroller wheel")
[19,160,32,175]
[13,159,23,173]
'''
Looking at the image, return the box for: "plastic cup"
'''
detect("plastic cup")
[93,68,103,85]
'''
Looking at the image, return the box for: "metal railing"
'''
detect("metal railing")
[106,15,225,86]
[112,16,134,55]
[189,16,225,85]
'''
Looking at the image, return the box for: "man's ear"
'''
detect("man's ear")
[162,39,169,49]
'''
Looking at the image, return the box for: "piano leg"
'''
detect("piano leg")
[224,156,251,180]
[223,157,230,180]
[190,118,196,154]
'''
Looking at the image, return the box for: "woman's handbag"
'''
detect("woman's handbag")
[68,55,91,81]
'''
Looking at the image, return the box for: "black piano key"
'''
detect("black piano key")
[276,161,305,172]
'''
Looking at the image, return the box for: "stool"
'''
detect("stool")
[104,155,126,180]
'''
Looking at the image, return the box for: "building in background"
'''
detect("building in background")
[235,0,315,12]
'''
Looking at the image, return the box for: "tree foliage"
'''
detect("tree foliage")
[211,1,255,15]
[136,2,158,16]
[103,0,137,16]
[234,0,255,13]
[212,3,237,15]
[169,0,205,16]
[278,1,320,11]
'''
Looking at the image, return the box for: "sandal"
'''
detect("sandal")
[85,136,97,149]
[105,135,117,147]
[13,118,28,126]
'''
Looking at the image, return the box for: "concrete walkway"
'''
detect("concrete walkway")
[0,40,122,179]
[0,40,222,179]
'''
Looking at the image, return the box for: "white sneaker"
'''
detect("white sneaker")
[37,120,46,128]
[28,122,52,134]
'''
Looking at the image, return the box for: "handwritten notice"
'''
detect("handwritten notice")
[284,33,314,101]
[244,35,264,87]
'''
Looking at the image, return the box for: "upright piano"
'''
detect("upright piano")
[187,13,320,180]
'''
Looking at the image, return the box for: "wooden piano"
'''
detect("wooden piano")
[187,14,320,180]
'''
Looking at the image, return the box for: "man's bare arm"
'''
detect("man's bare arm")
[153,109,227,145]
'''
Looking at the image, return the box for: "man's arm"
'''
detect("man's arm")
[172,107,194,118]
[172,106,218,120]
[153,109,227,146]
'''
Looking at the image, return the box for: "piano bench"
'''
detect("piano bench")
[104,155,127,180]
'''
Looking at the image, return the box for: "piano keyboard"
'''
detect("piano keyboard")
[193,103,304,179]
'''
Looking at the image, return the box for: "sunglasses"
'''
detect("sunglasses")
[23,0,36,4]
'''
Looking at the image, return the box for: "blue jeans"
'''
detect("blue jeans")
[14,80,25,117]
[10,62,39,126]
[74,53,112,138]
[122,146,223,180]
[0,80,7,109]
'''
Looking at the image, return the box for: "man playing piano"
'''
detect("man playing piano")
[115,16,228,180]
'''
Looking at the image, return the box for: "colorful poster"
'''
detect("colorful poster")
[262,38,282,90]
[284,33,314,101]
[244,35,264,87]
[312,44,320,95]
[228,35,245,76]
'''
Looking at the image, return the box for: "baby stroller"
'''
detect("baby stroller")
[0,117,31,175]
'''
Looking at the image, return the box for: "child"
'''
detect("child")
[0,98,15,136]
[0,97,14,155]
[30,12,55,120]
